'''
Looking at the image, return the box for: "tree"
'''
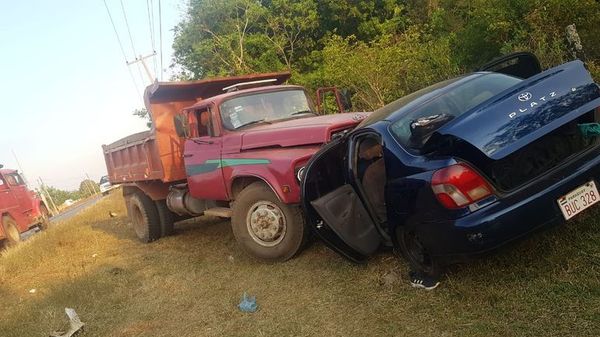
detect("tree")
[79,179,99,197]
[41,185,81,206]
[173,0,278,79]
[171,0,600,106]
[133,108,152,128]
[263,0,318,70]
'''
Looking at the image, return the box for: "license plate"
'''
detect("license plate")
[557,180,599,220]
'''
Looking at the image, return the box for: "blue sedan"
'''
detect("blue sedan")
[301,53,600,276]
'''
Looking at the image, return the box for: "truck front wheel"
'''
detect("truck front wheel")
[1,216,21,247]
[232,182,307,262]
[128,193,161,243]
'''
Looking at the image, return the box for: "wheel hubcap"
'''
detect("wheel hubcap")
[6,222,20,242]
[246,201,286,247]
[131,205,145,237]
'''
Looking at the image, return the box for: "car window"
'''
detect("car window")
[99,176,109,184]
[390,73,522,151]
[0,177,6,190]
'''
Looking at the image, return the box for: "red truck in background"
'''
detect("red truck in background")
[0,166,49,246]
[103,72,368,261]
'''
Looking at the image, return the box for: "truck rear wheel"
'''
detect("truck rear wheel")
[231,182,307,262]
[2,216,21,247]
[128,193,161,243]
[155,200,175,237]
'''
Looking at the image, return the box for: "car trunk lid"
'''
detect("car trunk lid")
[433,60,600,161]
[427,61,600,191]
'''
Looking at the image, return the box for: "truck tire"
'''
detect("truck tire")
[1,216,21,247]
[128,193,161,243]
[231,182,307,262]
[38,204,50,230]
[155,200,175,237]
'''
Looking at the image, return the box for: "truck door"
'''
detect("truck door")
[5,172,33,215]
[0,174,19,212]
[184,106,228,201]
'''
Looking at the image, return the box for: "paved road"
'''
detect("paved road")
[19,195,103,241]
[49,195,103,223]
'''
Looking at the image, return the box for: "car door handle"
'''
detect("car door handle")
[183,154,194,158]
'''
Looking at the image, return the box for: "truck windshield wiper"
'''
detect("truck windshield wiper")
[192,139,213,145]
[238,119,271,128]
[290,110,315,116]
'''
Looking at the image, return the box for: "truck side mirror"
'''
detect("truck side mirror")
[340,89,353,112]
[173,114,189,138]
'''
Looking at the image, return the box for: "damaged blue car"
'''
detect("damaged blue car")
[301,53,600,276]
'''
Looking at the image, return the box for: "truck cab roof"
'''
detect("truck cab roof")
[145,72,291,105]
[0,169,17,175]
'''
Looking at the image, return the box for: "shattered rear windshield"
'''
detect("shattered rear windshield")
[390,73,522,151]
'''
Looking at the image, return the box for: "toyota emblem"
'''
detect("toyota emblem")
[518,92,532,102]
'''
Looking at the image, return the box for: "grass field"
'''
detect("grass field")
[0,191,598,337]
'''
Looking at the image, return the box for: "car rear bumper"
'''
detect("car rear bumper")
[418,151,600,261]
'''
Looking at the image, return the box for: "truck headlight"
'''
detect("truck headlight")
[296,166,306,182]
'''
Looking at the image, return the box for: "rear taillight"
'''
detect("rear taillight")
[431,163,493,209]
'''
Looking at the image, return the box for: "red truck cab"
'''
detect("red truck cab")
[0,167,49,246]
[103,72,368,261]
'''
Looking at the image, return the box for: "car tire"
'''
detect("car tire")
[1,216,21,247]
[231,182,307,262]
[155,200,175,237]
[397,226,444,277]
[128,193,161,243]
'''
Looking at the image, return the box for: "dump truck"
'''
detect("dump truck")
[0,166,49,246]
[102,72,368,261]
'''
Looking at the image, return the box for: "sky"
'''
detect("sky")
[0,0,184,190]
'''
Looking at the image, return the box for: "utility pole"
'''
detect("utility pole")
[38,177,59,215]
[85,173,100,194]
[127,52,157,84]
[82,177,94,197]
[11,149,29,186]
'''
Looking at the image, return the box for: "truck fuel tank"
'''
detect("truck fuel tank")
[167,185,217,216]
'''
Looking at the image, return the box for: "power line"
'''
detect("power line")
[119,0,146,86]
[119,0,138,57]
[159,0,164,81]
[146,0,158,77]
[102,0,143,101]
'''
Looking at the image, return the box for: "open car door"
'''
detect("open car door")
[301,136,381,263]
[478,52,542,79]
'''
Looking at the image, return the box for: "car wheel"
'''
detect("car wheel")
[155,199,175,237]
[231,182,307,262]
[2,216,22,247]
[38,204,50,230]
[397,226,443,277]
[128,193,161,243]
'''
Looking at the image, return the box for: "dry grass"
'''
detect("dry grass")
[0,191,598,337]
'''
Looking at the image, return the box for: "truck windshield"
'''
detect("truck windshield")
[220,89,316,130]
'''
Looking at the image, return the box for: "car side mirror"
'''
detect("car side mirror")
[340,89,353,112]
[173,114,189,138]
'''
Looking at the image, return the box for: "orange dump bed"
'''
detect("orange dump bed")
[103,72,291,184]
